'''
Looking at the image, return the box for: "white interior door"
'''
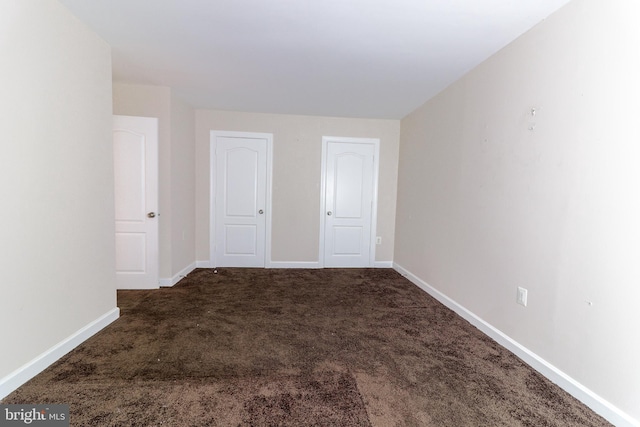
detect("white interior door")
[211,132,271,267]
[113,115,159,289]
[321,137,379,267]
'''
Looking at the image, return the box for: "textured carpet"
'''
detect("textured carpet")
[4,268,611,426]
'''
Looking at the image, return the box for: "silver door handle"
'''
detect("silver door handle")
[147,212,156,218]
[258,209,264,214]
[327,211,332,216]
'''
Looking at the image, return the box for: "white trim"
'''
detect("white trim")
[318,139,328,267]
[159,262,197,287]
[319,136,380,268]
[265,134,274,268]
[196,260,212,268]
[374,261,393,268]
[369,141,381,268]
[0,308,120,400]
[268,261,322,269]
[393,263,639,427]
[210,131,273,269]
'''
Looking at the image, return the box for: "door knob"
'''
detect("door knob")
[327,211,332,216]
[147,212,156,218]
[258,209,264,214]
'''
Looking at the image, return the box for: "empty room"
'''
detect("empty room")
[1,0,638,425]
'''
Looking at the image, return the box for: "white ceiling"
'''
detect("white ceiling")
[58,0,571,119]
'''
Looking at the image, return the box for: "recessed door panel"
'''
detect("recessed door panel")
[333,226,363,255]
[334,154,365,219]
[225,148,259,217]
[224,225,258,255]
[113,131,145,222]
[115,232,146,272]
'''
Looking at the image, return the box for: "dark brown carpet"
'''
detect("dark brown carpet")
[4,268,611,426]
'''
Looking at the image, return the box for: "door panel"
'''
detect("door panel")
[113,115,158,289]
[113,133,145,220]
[333,226,364,255]
[115,233,146,271]
[225,225,258,255]
[323,139,378,267]
[213,135,268,267]
[225,148,259,216]
[335,153,366,218]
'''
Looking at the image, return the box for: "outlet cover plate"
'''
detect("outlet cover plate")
[517,287,528,307]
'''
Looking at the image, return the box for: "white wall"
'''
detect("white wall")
[195,110,400,266]
[395,0,640,424]
[113,83,196,282]
[0,0,116,382]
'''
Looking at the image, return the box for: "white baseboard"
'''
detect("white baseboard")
[268,261,392,269]
[195,261,392,270]
[196,261,322,269]
[159,262,197,287]
[393,263,638,427]
[267,261,321,269]
[374,261,393,268]
[0,307,120,401]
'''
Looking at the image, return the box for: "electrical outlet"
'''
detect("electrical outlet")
[376,236,382,245]
[517,287,528,307]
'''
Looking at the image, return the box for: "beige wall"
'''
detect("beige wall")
[170,96,196,275]
[113,83,196,281]
[195,110,400,264]
[395,0,640,422]
[0,0,116,378]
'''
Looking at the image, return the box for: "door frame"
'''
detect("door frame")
[319,136,380,268]
[210,130,273,268]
